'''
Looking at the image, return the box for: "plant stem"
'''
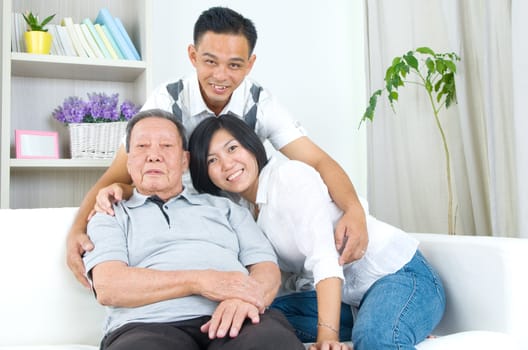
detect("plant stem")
[426,89,455,234]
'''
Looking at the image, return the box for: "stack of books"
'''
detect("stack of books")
[11,8,140,61]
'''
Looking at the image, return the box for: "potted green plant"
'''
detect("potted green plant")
[22,12,56,54]
[361,47,460,234]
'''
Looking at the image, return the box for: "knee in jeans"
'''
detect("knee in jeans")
[352,324,394,349]
[353,325,417,350]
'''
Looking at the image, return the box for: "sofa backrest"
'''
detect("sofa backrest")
[0,207,105,347]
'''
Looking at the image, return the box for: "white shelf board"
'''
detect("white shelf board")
[11,52,147,82]
[10,158,112,169]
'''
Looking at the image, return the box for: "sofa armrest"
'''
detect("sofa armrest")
[0,207,105,347]
[412,233,528,349]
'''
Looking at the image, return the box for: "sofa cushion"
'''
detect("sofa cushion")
[415,331,521,349]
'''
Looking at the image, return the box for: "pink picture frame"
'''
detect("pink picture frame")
[15,130,59,159]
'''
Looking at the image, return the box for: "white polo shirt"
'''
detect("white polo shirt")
[141,73,306,150]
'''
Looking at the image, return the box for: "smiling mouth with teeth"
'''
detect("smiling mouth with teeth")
[211,83,228,91]
[227,169,244,181]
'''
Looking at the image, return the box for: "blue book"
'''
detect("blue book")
[95,8,136,60]
[83,18,112,59]
[114,17,140,60]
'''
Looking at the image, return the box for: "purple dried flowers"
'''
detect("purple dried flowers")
[52,92,141,124]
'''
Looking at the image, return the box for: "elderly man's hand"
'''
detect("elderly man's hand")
[200,299,260,338]
[198,271,266,312]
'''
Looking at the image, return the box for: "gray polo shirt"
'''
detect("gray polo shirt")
[84,188,277,334]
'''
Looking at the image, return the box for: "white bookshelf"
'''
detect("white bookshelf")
[0,0,151,208]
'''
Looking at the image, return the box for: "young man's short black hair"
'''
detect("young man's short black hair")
[194,6,258,56]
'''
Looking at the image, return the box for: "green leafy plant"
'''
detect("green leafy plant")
[22,12,55,32]
[361,47,460,234]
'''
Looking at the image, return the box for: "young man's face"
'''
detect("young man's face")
[188,31,256,115]
[127,117,189,201]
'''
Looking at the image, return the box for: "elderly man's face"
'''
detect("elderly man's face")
[127,117,189,200]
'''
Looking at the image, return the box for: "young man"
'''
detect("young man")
[84,109,304,350]
[67,6,367,288]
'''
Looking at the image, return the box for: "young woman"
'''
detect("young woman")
[188,115,446,350]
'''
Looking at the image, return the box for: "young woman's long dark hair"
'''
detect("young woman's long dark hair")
[188,115,268,195]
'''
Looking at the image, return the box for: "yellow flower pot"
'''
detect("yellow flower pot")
[24,31,52,54]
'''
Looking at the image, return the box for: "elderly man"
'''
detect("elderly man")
[83,109,303,350]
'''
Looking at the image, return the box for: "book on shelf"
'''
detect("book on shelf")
[11,12,27,52]
[61,17,87,57]
[82,18,112,59]
[80,23,104,59]
[114,17,141,60]
[47,25,64,56]
[73,23,96,58]
[95,8,138,60]
[101,24,125,59]
[11,13,18,52]
[48,32,59,55]
[55,24,77,57]
[94,24,119,59]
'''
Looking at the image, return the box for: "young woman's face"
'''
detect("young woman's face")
[206,128,259,200]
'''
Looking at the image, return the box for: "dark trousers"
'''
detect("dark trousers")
[101,309,304,350]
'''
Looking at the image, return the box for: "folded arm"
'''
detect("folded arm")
[199,261,281,339]
[90,260,267,309]
[66,145,131,288]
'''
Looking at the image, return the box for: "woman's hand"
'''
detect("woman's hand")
[308,340,353,350]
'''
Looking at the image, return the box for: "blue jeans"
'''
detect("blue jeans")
[270,290,353,342]
[271,251,445,349]
[353,250,445,349]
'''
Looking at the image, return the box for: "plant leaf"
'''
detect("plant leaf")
[360,89,382,126]
[416,47,435,55]
[403,52,419,70]
[41,14,56,27]
[444,60,457,73]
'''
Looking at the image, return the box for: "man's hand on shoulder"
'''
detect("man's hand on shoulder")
[335,205,368,265]
[92,182,132,217]
[66,227,94,289]
[200,299,260,339]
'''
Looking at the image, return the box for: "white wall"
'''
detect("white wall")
[150,1,367,196]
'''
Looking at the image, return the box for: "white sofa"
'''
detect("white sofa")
[0,207,526,350]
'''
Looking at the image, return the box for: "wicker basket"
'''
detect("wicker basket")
[69,122,127,159]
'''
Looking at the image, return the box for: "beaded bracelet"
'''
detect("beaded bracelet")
[317,321,339,334]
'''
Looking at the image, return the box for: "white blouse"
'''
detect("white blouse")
[256,158,419,306]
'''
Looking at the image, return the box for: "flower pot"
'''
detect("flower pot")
[68,122,127,159]
[24,31,52,54]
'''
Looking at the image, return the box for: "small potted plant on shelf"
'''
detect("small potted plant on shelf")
[52,92,141,159]
[22,11,56,54]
